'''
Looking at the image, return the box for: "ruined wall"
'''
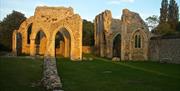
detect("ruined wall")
[121,9,149,60]
[94,9,149,61]
[13,6,82,60]
[94,10,112,57]
[149,38,180,64]
[82,46,93,54]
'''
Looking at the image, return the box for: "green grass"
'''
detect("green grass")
[0,57,180,91]
[0,57,45,91]
[57,57,180,91]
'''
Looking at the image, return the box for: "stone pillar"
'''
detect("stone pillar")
[47,40,55,57]
[60,41,65,56]
[70,38,81,60]
[40,37,47,55]
[121,23,127,61]
[30,39,35,56]
[64,36,69,57]
[12,30,17,55]
[144,39,149,60]
[107,39,113,58]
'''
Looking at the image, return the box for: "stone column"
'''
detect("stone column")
[70,33,82,61]
[121,23,127,61]
[47,40,55,57]
[12,30,17,55]
[64,36,69,57]
[30,39,35,56]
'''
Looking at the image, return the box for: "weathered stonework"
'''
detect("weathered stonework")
[12,6,82,60]
[94,9,150,61]
[149,37,180,64]
[42,57,63,90]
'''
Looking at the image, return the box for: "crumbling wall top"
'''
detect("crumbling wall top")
[34,6,74,23]
[121,9,148,31]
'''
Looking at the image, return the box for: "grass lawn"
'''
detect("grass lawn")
[57,57,180,91]
[0,57,45,91]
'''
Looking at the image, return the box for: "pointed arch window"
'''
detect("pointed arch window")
[135,34,141,48]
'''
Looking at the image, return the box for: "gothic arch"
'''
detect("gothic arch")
[52,26,75,60]
[34,30,47,55]
[12,7,82,60]
[13,17,34,54]
[107,32,121,58]
[30,28,49,40]
[130,29,148,60]
[54,28,71,57]
[112,33,121,58]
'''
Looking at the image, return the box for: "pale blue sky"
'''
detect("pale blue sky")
[0,0,179,21]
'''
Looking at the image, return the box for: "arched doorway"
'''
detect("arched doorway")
[55,28,71,58]
[35,30,47,56]
[16,33,22,55]
[112,34,121,58]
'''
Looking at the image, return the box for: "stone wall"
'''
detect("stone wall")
[82,46,93,54]
[94,10,112,57]
[149,38,180,64]
[42,57,63,91]
[94,9,149,60]
[12,6,82,60]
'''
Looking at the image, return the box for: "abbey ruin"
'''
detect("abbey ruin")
[12,6,82,60]
[94,9,149,60]
[12,6,180,63]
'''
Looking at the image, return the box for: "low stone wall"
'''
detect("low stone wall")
[149,38,180,64]
[82,46,93,54]
[41,57,63,91]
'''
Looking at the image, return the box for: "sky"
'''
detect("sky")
[0,0,179,21]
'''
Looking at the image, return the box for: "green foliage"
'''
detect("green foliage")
[0,10,26,51]
[160,0,168,24]
[83,19,94,46]
[145,15,159,30]
[156,23,174,35]
[154,0,179,35]
[168,0,179,30]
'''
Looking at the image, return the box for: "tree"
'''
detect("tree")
[145,15,159,31]
[160,0,168,24]
[83,19,94,46]
[168,0,179,30]
[156,0,179,35]
[156,23,173,35]
[0,10,26,51]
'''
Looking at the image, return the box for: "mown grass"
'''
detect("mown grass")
[57,57,180,91]
[0,57,45,91]
[0,56,180,91]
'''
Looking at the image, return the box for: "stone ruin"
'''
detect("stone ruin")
[94,9,150,61]
[12,6,151,61]
[12,6,82,60]
[10,6,180,91]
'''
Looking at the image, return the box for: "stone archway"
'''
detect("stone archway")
[112,34,121,58]
[54,27,71,58]
[13,7,82,60]
[35,30,47,56]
